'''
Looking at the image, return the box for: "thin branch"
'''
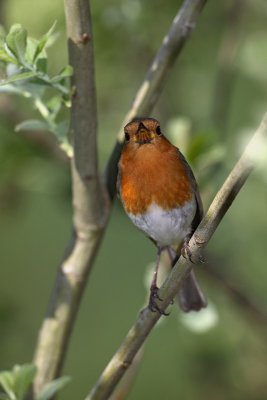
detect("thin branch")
[32,0,208,392]
[105,0,207,199]
[33,0,108,394]
[86,113,267,400]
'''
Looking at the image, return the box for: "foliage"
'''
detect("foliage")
[0,23,72,156]
[0,364,70,400]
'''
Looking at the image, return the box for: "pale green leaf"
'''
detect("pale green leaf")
[50,65,73,83]
[13,364,36,400]
[0,84,31,96]
[6,24,27,65]
[35,57,47,74]
[0,48,16,63]
[33,21,57,62]
[36,376,71,400]
[46,95,62,118]
[16,119,50,132]
[0,371,15,400]
[25,37,39,64]
[0,71,36,85]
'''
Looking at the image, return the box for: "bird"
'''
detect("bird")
[117,117,207,314]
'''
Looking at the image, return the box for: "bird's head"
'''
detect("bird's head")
[123,118,163,146]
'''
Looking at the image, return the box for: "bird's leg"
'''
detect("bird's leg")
[148,247,169,315]
[167,246,179,267]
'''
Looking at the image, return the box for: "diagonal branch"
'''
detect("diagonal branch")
[86,113,267,400]
[33,0,108,394]
[32,0,208,393]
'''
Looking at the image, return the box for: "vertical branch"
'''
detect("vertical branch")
[33,0,108,395]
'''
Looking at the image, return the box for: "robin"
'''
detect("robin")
[117,117,207,314]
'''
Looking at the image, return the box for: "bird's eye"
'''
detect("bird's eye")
[156,126,162,136]
[124,131,130,142]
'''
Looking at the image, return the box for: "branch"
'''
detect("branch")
[32,0,208,392]
[33,0,108,394]
[86,113,267,400]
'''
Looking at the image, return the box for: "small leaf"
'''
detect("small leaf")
[0,48,16,63]
[16,119,50,132]
[6,24,28,65]
[25,37,39,64]
[50,65,73,83]
[35,57,47,74]
[0,71,36,85]
[33,21,57,62]
[36,376,71,400]
[13,364,36,400]
[0,371,15,400]
[46,95,62,118]
[0,84,31,96]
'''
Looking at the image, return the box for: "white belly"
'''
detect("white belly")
[127,200,196,247]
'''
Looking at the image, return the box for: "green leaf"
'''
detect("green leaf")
[25,37,39,64]
[50,65,73,83]
[0,71,36,85]
[35,57,47,74]
[46,95,62,118]
[13,364,36,400]
[0,371,15,400]
[33,21,57,62]
[0,84,31,96]
[36,376,71,400]
[6,24,28,65]
[16,119,50,132]
[0,48,16,63]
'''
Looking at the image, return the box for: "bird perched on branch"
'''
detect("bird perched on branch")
[117,117,207,314]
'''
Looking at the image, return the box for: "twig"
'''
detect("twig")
[32,0,208,392]
[86,113,267,400]
[33,0,108,394]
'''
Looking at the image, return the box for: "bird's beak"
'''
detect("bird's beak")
[134,122,155,145]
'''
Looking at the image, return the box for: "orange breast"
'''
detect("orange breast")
[119,137,193,215]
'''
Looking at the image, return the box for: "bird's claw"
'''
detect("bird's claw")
[181,239,195,263]
[148,285,169,316]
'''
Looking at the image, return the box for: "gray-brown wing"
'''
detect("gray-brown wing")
[177,148,203,231]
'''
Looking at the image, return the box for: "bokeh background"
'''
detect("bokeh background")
[1,0,267,399]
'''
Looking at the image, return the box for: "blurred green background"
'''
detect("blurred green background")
[1,0,267,399]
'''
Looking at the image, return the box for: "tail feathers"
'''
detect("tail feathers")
[177,270,207,312]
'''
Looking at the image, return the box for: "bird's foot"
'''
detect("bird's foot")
[181,236,206,264]
[148,285,169,316]
[181,237,195,263]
